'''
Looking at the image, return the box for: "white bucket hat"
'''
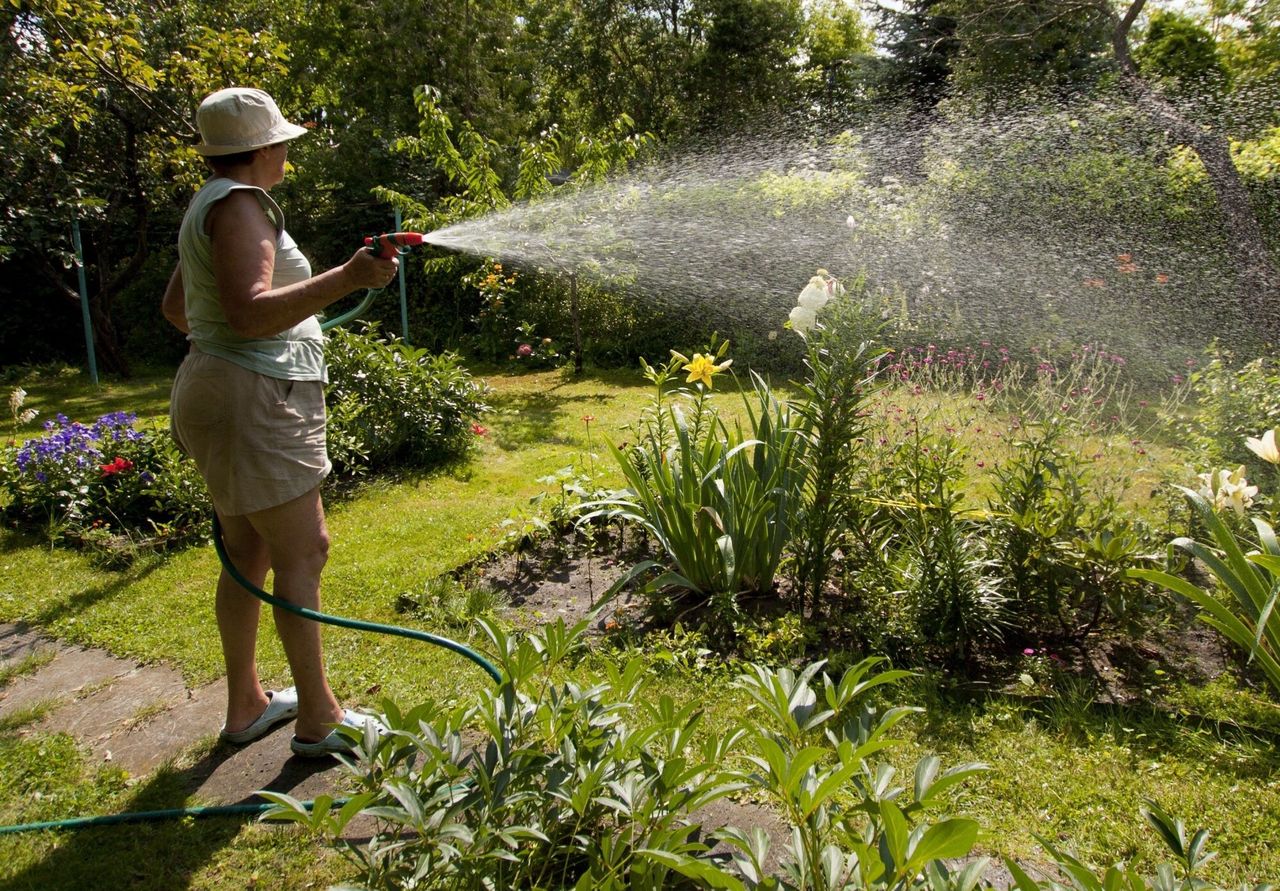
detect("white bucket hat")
[195,87,308,156]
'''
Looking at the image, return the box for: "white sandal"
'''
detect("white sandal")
[218,687,299,745]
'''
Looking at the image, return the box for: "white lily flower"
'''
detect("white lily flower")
[789,305,818,334]
[1224,466,1258,515]
[1246,428,1280,464]
[797,276,829,311]
[1195,471,1217,502]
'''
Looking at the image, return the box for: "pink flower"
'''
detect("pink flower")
[516,343,534,358]
[1023,648,1036,656]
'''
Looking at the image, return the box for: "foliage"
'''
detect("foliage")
[0,0,295,374]
[1132,487,1280,699]
[788,272,887,614]
[324,324,490,476]
[263,619,990,890]
[987,415,1156,643]
[1135,9,1231,95]
[581,341,808,612]
[1182,342,1280,489]
[261,618,1263,890]
[892,426,1008,666]
[0,410,210,553]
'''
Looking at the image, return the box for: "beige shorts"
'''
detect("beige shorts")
[170,350,331,517]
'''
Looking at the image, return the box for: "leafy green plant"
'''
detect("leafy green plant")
[989,417,1155,643]
[1131,487,1280,698]
[263,621,1002,891]
[1182,343,1280,489]
[324,323,491,476]
[893,427,1008,666]
[788,271,887,614]
[1008,798,1276,891]
[581,346,808,612]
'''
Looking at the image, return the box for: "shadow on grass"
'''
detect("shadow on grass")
[27,558,164,629]
[0,739,334,891]
[489,388,615,451]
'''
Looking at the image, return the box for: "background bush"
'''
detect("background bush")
[324,323,491,476]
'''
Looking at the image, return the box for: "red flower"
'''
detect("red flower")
[100,456,133,477]
[471,423,488,436]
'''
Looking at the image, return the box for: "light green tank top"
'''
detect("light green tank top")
[178,177,326,382]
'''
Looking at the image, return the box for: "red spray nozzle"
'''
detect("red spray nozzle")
[364,231,428,258]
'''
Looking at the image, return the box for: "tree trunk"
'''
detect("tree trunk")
[1112,0,1280,336]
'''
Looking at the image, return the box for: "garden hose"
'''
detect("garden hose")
[0,230,503,836]
[319,231,427,332]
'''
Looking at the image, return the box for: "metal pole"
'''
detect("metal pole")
[71,219,99,386]
[395,208,410,344]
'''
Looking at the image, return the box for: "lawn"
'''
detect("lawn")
[1,363,1278,888]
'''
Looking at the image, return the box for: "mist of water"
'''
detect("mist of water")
[421,86,1279,378]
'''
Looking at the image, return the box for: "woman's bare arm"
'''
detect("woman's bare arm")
[209,190,397,339]
[162,263,189,334]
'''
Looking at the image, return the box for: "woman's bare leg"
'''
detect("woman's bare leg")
[214,510,272,733]
[244,486,344,741]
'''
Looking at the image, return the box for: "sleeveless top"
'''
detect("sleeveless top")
[178,177,326,382]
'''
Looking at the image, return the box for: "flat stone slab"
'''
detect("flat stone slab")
[193,730,345,805]
[0,622,62,670]
[0,644,136,716]
[38,664,190,769]
[104,678,228,776]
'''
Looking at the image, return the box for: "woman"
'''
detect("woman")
[163,87,398,757]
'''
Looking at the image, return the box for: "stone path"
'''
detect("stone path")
[0,621,345,812]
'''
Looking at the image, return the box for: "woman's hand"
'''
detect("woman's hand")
[340,248,400,291]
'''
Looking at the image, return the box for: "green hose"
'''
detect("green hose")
[210,515,502,685]
[0,517,501,837]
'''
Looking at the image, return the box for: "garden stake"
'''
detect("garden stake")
[0,232,503,837]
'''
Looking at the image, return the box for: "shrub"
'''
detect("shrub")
[1133,487,1280,699]
[325,323,491,476]
[262,619,1242,889]
[262,619,993,890]
[0,411,210,552]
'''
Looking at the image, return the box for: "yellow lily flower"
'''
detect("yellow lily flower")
[682,353,732,388]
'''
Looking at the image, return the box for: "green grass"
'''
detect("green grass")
[0,712,349,890]
[2,364,1279,886]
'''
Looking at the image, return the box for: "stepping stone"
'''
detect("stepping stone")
[0,622,60,670]
[104,677,229,776]
[38,663,191,772]
[0,644,136,717]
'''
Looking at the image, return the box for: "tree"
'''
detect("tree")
[800,0,875,117]
[941,0,1279,335]
[870,0,961,109]
[685,0,806,133]
[0,0,292,374]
